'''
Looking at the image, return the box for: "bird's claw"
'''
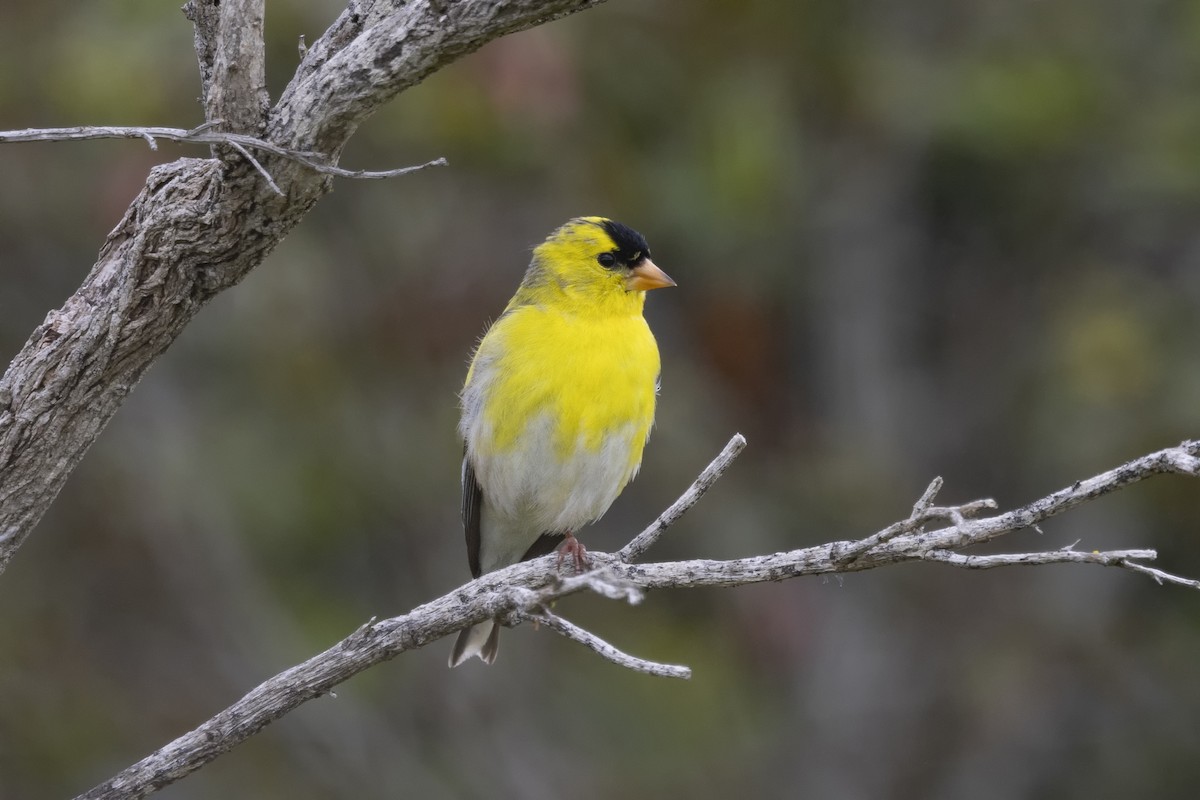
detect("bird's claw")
[556,532,589,573]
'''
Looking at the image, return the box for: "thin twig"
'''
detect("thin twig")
[920,547,1157,570]
[225,139,282,196]
[912,476,943,515]
[531,611,692,679]
[550,567,645,604]
[913,439,1200,551]
[1119,559,1200,591]
[619,433,747,562]
[0,125,447,182]
[833,479,997,566]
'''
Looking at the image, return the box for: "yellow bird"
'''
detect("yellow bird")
[450,217,675,667]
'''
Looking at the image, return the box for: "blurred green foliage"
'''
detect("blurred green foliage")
[2,1,1199,798]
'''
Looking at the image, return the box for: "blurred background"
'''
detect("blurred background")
[2,0,1200,798]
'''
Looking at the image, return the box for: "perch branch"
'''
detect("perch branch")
[74,437,1200,800]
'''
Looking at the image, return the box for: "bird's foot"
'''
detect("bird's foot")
[556,531,589,573]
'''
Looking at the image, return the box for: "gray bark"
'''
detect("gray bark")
[0,0,608,575]
[73,434,1200,799]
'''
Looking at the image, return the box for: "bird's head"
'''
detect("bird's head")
[523,217,675,309]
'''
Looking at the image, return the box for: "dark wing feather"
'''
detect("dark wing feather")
[461,452,483,578]
[520,532,564,562]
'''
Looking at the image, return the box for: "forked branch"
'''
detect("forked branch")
[73,435,1200,800]
[0,0,611,578]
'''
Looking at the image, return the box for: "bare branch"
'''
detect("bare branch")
[183,0,268,129]
[72,437,1200,799]
[833,483,998,566]
[531,612,692,679]
[619,433,747,562]
[913,476,943,514]
[548,567,647,605]
[212,0,269,132]
[891,438,1200,553]
[225,139,283,196]
[181,0,219,105]
[0,125,446,182]
[920,547,1157,570]
[922,548,1200,592]
[273,0,611,154]
[71,554,649,799]
[1119,559,1200,591]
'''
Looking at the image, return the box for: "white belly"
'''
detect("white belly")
[475,411,638,529]
[469,412,640,573]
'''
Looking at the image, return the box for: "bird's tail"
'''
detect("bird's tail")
[448,621,501,667]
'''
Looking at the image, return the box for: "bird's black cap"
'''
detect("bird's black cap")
[599,219,651,265]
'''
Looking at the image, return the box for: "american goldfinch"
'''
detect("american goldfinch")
[450,217,675,667]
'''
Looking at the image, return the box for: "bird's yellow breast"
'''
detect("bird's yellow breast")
[469,303,660,471]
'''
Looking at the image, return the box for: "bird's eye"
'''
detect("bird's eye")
[597,252,617,268]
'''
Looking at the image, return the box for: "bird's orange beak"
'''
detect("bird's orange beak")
[625,258,676,291]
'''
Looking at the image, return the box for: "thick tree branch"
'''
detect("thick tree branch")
[0,0,610,576]
[72,437,1200,800]
[183,0,268,133]
[181,0,219,106]
[214,0,269,132]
